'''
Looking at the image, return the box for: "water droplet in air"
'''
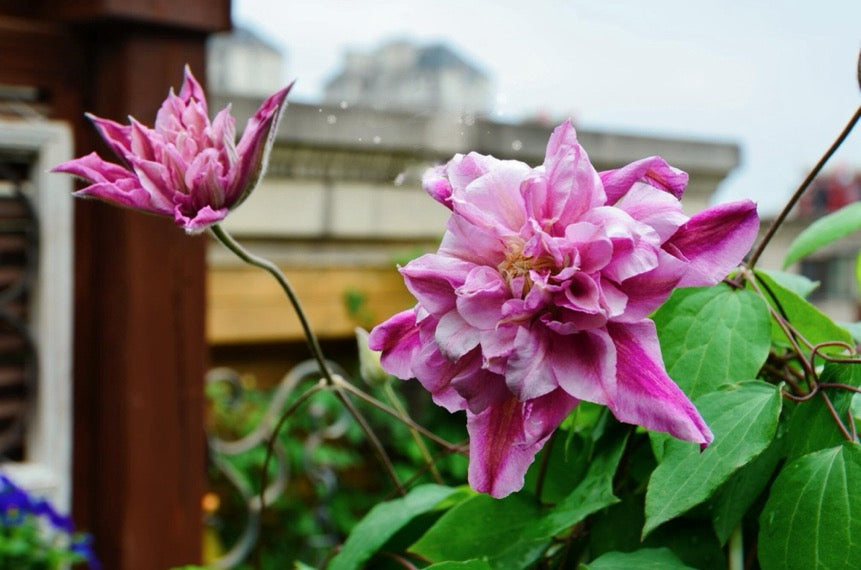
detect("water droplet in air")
[326,114,337,125]
[373,136,381,144]
[394,172,406,186]
[340,100,349,109]
[511,140,523,151]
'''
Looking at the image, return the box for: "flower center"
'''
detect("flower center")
[497,239,557,298]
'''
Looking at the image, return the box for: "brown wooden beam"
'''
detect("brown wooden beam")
[72,31,211,570]
[0,0,230,31]
[0,4,228,568]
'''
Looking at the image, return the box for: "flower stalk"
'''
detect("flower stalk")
[747,105,861,270]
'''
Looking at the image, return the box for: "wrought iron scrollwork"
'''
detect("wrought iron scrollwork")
[204,359,350,568]
[0,162,39,460]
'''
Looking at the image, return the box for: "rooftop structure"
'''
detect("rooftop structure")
[324,40,493,115]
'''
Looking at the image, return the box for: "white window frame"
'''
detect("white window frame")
[0,119,74,513]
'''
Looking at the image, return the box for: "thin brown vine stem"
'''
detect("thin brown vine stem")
[849,410,858,442]
[383,381,443,484]
[333,382,406,495]
[811,340,856,355]
[761,362,803,394]
[819,382,861,394]
[749,269,820,354]
[810,340,861,365]
[819,390,854,442]
[210,224,335,387]
[334,375,465,452]
[383,440,470,500]
[744,269,817,388]
[747,104,861,270]
[379,551,421,570]
[211,225,407,550]
[781,388,818,403]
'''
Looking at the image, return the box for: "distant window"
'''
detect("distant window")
[0,120,74,513]
[801,253,857,302]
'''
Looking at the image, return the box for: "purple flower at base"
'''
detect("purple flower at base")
[53,66,292,233]
[370,121,759,498]
[1,473,100,568]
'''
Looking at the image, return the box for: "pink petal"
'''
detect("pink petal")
[667,200,759,287]
[455,266,508,329]
[600,156,689,204]
[451,159,531,238]
[439,214,506,267]
[53,152,134,185]
[434,310,480,360]
[410,340,469,413]
[368,309,422,380]
[524,120,605,228]
[422,165,453,209]
[86,114,134,163]
[179,64,208,111]
[233,82,293,204]
[504,327,560,400]
[176,204,229,233]
[447,351,510,413]
[53,153,173,215]
[447,152,501,197]
[614,181,688,242]
[506,325,616,403]
[564,222,613,273]
[467,390,578,498]
[127,156,176,211]
[606,320,712,447]
[613,250,687,321]
[400,254,473,316]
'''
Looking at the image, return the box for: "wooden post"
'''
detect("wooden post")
[0,2,229,568]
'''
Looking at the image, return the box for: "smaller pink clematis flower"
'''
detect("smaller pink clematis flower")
[53,66,292,233]
[370,121,759,498]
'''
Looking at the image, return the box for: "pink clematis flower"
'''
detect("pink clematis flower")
[53,66,292,233]
[369,121,759,498]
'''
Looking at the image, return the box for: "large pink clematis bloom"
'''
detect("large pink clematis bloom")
[53,66,292,232]
[369,121,759,498]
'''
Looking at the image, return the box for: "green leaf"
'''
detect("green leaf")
[644,382,782,537]
[783,202,861,267]
[412,428,629,568]
[753,270,853,350]
[652,284,771,398]
[581,548,696,569]
[856,250,861,298]
[710,433,785,544]
[590,495,726,570]
[787,361,861,461]
[426,562,493,570]
[327,484,463,570]
[762,269,820,299]
[538,428,628,532]
[758,443,861,570]
[410,493,547,566]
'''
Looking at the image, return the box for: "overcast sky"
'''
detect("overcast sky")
[233,0,861,215]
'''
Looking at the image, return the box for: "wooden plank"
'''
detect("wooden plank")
[70,32,208,569]
[0,0,230,32]
[0,6,214,568]
[208,265,417,343]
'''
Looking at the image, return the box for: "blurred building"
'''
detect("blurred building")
[756,168,861,320]
[324,40,493,115]
[207,25,285,97]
